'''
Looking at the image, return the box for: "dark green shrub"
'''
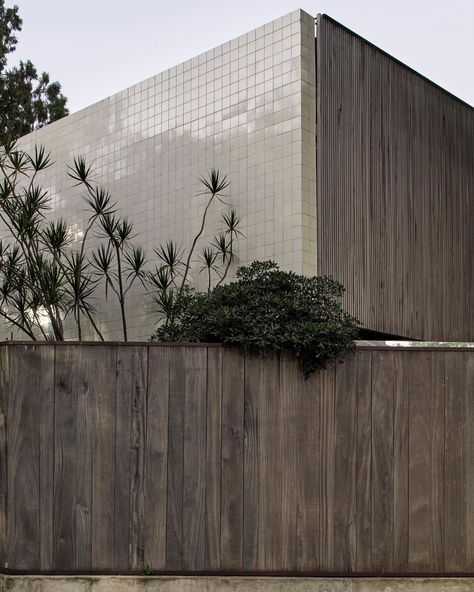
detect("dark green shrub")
[151,260,359,375]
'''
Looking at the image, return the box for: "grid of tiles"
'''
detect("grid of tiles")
[15,9,317,340]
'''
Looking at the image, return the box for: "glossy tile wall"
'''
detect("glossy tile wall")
[15,9,316,340]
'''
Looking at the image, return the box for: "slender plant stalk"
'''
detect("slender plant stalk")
[179,193,216,292]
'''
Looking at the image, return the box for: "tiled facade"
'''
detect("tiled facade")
[16,9,316,340]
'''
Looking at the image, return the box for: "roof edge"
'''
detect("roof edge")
[317,13,474,112]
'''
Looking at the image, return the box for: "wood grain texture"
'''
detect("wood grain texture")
[333,354,357,572]
[279,352,298,571]
[7,346,54,570]
[393,352,409,571]
[0,346,7,568]
[205,347,222,571]
[128,346,148,571]
[430,351,445,572]
[243,350,262,571]
[370,351,394,571]
[53,346,94,570]
[166,346,185,570]
[316,15,474,341]
[182,347,207,570]
[319,364,335,571]
[445,351,465,571]
[295,361,320,572]
[3,344,474,575]
[260,353,282,571]
[113,347,133,570]
[407,352,431,570]
[38,346,55,571]
[220,347,244,571]
[355,351,372,572]
[91,347,117,570]
[144,346,170,571]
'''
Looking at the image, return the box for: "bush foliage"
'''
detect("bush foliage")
[152,260,359,375]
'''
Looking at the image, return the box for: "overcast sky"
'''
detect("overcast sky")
[9,0,474,113]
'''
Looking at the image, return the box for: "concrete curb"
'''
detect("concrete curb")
[1,576,474,592]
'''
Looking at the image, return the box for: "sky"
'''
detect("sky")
[8,0,474,113]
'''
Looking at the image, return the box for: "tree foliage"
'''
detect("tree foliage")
[0,1,68,141]
[151,260,360,375]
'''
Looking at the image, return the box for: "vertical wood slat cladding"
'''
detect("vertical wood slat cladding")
[4,343,474,575]
[316,16,474,340]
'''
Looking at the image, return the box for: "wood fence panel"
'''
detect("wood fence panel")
[127,346,148,571]
[465,353,474,571]
[53,346,95,570]
[295,364,321,572]
[166,346,185,570]
[0,346,7,568]
[182,347,207,571]
[279,352,298,571]
[393,352,408,572]
[91,347,117,570]
[114,347,132,570]
[371,351,394,571]
[319,365,336,571]
[220,347,244,571]
[355,351,372,572]
[430,351,445,572]
[38,347,55,571]
[333,353,357,572]
[7,346,54,570]
[242,351,262,571]
[407,351,432,570]
[261,353,282,571]
[3,344,474,575]
[204,347,222,571]
[445,351,466,571]
[144,346,170,571]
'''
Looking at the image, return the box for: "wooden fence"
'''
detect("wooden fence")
[1,343,474,574]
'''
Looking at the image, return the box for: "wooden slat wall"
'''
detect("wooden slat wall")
[3,343,474,574]
[316,16,474,339]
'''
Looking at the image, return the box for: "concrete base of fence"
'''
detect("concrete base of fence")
[2,576,474,592]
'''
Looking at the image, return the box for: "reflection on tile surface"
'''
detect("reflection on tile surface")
[12,9,316,340]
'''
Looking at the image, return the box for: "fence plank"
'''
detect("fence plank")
[53,346,95,570]
[408,351,431,570]
[128,346,148,571]
[114,347,133,570]
[430,351,445,572]
[334,353,357,572]
[371,351,394,571]
[7,346,54,570]
[393,352,409,571]
[280,352,298,571]
[445,351,465,571]
[144,346,170,571]
[205,347,223,571]
[166,346,185,570]
[261,353,282,571]
[3,345,474,575]
[220,347,244,571]
[38,346,55,571]
[183,347,207,570]
[320,364,336,571]
[91,347,117,570]
[296,363,321,571]
[8,346,40,569]
[243,351,262,571]
[464,353,474,571]
[0,346,7,567]
[356,351,372,572]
